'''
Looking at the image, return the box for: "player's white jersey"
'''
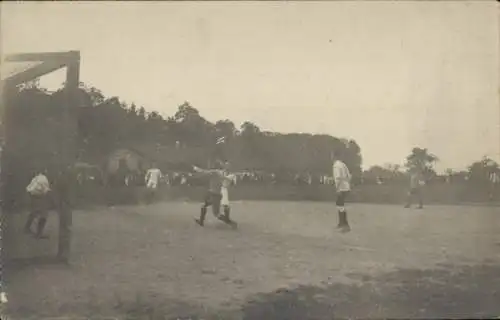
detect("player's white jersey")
[333,160,351,192]
[222,173,236,188]
[221,173,236,206]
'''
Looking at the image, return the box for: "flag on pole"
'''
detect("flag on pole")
[213,135,227,166]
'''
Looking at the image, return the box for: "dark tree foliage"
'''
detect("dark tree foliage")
[2,82,364,180]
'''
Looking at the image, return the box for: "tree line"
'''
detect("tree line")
[2,82,497,191]
[2,83,362,182]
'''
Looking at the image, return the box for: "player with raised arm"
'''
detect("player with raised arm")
[193,160,237,228]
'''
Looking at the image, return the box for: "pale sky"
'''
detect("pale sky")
[1,1,499,172]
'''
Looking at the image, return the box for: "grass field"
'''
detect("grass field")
[4,201,500,319]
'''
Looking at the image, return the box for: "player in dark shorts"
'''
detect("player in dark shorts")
[332,151,352,233]
[193,161,237,228]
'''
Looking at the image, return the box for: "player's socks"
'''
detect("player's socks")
[24,214,36,233]
[336,216,342,228]
[35,217,49,239]
[196,207,207,226]
[337,211,344,226]
[219,206,237,228]
[338,211,350,232]
[36,217,47,233]
[223,206,231,221]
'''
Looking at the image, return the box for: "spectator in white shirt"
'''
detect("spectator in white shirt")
[24,169,52,239]
[332,150,352,233]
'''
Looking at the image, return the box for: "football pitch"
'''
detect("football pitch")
[5,201,500,319]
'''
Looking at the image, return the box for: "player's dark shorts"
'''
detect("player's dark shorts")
[336,191,349,206]
[30,194,49,219]
[204,191,222,209]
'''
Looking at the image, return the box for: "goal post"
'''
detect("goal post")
[1,50,80,263]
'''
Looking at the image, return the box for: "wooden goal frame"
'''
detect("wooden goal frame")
[1,51,80,263]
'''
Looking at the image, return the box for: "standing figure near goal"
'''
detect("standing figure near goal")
[24,168,52,239]
[193,161,237,228]
[404,167,424,209]
[145,163,162,204]
[332,151,352,233]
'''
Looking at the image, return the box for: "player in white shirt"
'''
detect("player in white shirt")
[24,169,52,239]
[221,170,237,220]
[332,151,352,233]
[145,164,162,203]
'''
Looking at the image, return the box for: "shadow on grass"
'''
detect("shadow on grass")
[5,291,228,320]
[4,262,500,319]
[240,262,500,320]
[118,298,223,320]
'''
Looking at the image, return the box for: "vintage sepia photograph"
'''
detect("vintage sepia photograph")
[0,1,499,319]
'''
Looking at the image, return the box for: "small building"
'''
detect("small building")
[105,144,207,176]
[106,148,149,175]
